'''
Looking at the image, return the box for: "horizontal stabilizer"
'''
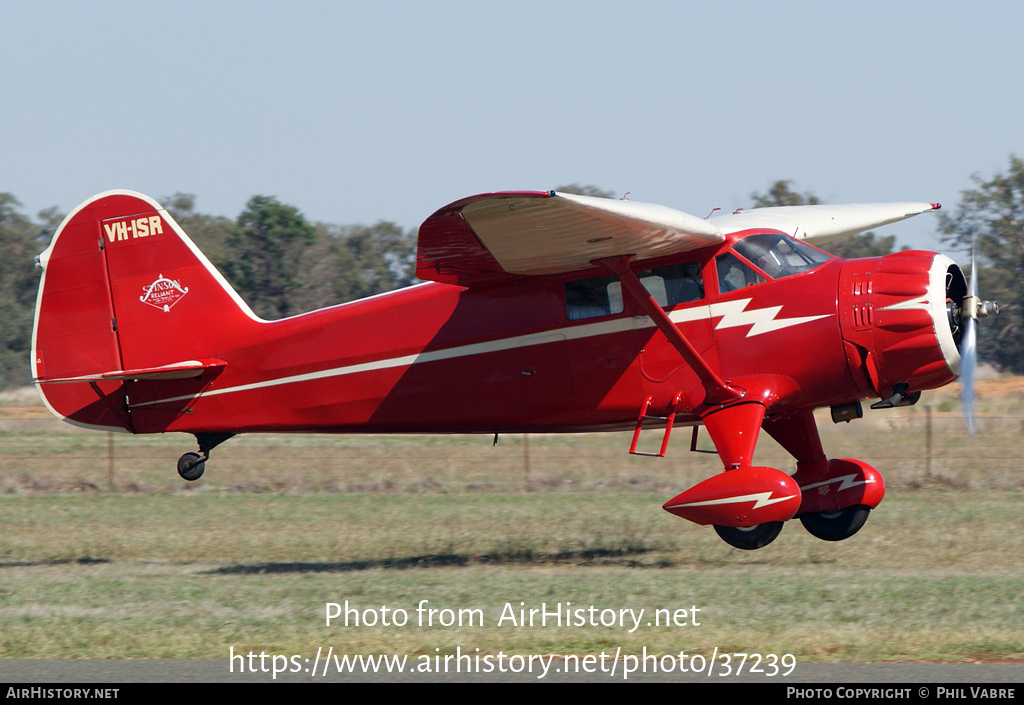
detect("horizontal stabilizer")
[36,358,227,384]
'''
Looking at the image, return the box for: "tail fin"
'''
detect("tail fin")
[33,190,258,430]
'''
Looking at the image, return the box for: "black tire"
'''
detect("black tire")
[177,452,205,481]
[799,505,870,541]
[713,521,784,550]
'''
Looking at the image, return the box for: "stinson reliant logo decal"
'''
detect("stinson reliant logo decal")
[140,275,189,312]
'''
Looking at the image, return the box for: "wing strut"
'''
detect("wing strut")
[596,256,745,406]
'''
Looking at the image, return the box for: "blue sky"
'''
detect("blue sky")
[3,1,1021,253]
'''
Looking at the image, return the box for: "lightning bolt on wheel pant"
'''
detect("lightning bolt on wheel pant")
[662,466,801,527]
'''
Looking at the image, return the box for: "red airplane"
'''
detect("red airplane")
[31,189,997,549]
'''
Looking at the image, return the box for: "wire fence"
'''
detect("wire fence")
[2,402,1022,495]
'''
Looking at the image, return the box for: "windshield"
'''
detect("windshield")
[732,233,831,279]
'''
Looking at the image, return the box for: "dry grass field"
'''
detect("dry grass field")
[1,381,1022,664]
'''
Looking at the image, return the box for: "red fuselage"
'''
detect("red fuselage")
[120,246,950,437]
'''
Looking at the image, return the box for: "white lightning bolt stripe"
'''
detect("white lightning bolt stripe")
[878,295,930,312]
[704,298,831,337]
[798,473,874,493]
[665,490,799,511]
[663,298,831,337]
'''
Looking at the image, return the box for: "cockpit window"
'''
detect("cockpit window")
[733,233,831,280]
[716,252,766,293]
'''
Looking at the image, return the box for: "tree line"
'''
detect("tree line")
[1,160,1021,390]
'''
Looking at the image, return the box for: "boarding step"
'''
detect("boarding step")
[629,392,683,457]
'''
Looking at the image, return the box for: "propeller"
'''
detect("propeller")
[961,242,978,435]
[959,238,999,436]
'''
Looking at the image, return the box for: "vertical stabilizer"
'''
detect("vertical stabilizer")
[32,190,258,430]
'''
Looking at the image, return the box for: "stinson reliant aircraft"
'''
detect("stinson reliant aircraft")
[31,189,996,549]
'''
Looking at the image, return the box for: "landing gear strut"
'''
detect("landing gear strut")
[176,432,235,481]
[763,412,884,544]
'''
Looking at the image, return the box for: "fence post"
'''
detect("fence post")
[523,434,531,487]
[925,407,932,480]
[108,432,115,490]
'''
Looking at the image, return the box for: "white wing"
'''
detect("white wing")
[709,202,941,243]
[459,191,723,276]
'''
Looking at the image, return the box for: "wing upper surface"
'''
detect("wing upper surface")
[416,193,941,286]
[416,191,724,285]
[710,202,940,243]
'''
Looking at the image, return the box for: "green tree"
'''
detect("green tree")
[292,220,416,311]
[816,230,899,260]
[163,193,239,273]
[326,221,415,301]
[0,194,48,389]
[750,179,820,208]
[939,155,1024,373]
[748,180,897,259]
[554,184,617,199]
[225,196,318,319]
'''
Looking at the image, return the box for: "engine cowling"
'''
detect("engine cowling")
[838,251,965,401]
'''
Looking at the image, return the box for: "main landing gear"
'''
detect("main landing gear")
[176,433,235,481]
[713,522,785,551]
[713,504,870,550]
[798,505,871,542]
[662,404,886,549]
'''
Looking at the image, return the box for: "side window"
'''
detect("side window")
[638,262,704,307]
[565,274,624,320]
[716,252,766,293]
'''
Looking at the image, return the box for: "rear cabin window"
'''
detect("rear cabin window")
[564,274,623,320]
[564,262,704,320]
[638,262,704,307]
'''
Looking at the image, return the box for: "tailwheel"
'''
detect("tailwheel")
[713,521,784,550]
[177,452,206,481]
[175,432,234,482]
[799,505,870,542]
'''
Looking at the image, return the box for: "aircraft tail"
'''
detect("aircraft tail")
[32,190,259,431]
